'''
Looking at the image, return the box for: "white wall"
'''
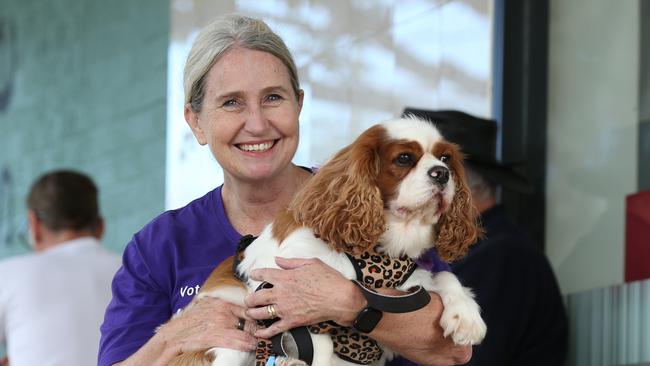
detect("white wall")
[546,0,639,295]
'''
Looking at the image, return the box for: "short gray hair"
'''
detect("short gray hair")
[183,14,300,112]
[465,165,496,201]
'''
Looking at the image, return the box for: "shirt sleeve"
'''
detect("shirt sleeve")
[98,236,171,366]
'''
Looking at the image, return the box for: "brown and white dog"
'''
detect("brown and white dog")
[170,116,486,366]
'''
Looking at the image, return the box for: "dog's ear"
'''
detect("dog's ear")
[434,148,484,262]
[290,126,386,254]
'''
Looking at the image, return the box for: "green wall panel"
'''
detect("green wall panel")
[0,0,169,256]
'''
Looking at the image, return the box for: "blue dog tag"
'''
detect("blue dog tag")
[265,355,276,366]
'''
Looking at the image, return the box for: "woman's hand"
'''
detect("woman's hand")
[244,257,366,339]
[116,297,258,366]
[159,297,258,354]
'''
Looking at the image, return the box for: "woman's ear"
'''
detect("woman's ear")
[296,89,304,114]
[184,103,207,145]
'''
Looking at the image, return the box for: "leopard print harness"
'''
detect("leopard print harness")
[248,243,418,365]
[306,245,418,364]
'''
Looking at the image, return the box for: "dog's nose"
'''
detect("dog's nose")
[428,166,449,186]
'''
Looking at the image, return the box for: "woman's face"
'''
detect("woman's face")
[185,47,303,183]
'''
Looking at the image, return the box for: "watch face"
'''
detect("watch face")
[354,307,383,333]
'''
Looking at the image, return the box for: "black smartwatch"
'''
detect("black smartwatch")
[353,306,383,333]
[351,281,383,333]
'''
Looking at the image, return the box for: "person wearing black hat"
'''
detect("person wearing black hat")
[403,108,568,366]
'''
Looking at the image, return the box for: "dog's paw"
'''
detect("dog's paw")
[439,288,487,346]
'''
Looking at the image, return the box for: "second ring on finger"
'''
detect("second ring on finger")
[236,317,246,331]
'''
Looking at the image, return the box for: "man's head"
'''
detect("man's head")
[26,170,104,251]
[401,108,532,213]
[463,165,498,213]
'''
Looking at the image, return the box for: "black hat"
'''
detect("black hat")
[402,107,533,193]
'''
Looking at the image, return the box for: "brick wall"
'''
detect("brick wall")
[0,0,169,256]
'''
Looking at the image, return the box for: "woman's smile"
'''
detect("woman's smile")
[235,139,278,153]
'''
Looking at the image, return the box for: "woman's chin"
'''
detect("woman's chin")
[232,162,289,182]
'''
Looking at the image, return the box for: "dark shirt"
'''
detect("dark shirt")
[451,205,568,366]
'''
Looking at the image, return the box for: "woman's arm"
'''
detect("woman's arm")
[100,232,258,366]
[245,257,471,366]
[113,297,257,366]
[110,331,177,366]
[367,294,472,365]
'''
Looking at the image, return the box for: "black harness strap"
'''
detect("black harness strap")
[256,282,315,365]
[271,326,314,364]
[345,252,365,281]
[350,280,431,313]
[235,236,316,365]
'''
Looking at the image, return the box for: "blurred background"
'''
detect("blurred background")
[0,0,648,365]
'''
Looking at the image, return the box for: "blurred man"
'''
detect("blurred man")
[404,108,568,366]
[0,170,120,366]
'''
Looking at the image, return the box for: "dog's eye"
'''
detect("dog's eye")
[395,153,415,167]
[440,154,450,163]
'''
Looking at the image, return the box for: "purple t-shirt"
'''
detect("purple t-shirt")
[98,186,449,366]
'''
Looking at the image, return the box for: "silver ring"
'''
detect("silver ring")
[236,318,245,331]
[266,304,278,319]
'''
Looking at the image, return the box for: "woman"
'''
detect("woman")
[98,14,471,366]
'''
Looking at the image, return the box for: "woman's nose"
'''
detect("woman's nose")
[243,105,270,134]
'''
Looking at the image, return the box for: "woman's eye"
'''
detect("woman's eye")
[395,153,414,167]
[222,99,239,108]
[440,154,450,163]
[266,94,283,103]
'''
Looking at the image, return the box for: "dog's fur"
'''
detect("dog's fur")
[169,117,487,366]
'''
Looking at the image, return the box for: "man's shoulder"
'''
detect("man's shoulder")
[0,252,39,272]
[90,244,122,267]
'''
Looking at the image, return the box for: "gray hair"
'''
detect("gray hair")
[183,14,300,112]
[465,165,497,201]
